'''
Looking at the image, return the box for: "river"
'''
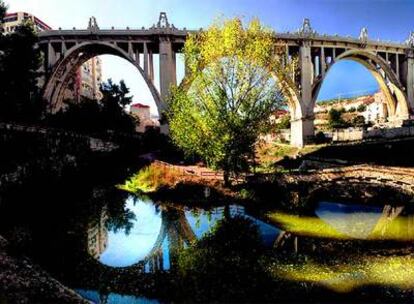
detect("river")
[1,179,414,303]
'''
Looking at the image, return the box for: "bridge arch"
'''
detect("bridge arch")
[312,49,410,123]
[178,57,302,122]
[43,41,162,114]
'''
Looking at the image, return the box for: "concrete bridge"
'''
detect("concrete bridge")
[38,12,414,147]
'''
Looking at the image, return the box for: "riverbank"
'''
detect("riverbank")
[0,235,88,304]
[118,159,414,211]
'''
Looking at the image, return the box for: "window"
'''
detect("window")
[4,16,18,22]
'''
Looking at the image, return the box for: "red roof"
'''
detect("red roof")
[273,109,289,116]
[131,103,150,109]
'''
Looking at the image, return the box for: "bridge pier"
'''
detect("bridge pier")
[159,37,177,133]
[405,50,414,113]
[159,37,177,112]
[290,40,316,148]
[291,118,315,148]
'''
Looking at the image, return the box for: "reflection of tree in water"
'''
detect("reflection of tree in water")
[105,206,136,235]
[175,216,273,302]
[87,191,138,259]
[100,193,141,236]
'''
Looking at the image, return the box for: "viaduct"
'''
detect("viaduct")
[38,13,414,147]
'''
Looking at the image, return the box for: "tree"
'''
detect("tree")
[45,79,138,134]
[275,114,291,130]
[328,108,348,129]
[357,104,367,112]
[168,18,295,185]
[177,216,270,302]
[0,20,44,122]
[350,115,366,128]
[100,79,137,132]
[0,1,6,25]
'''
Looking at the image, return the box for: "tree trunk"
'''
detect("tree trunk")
[223,171,231,187]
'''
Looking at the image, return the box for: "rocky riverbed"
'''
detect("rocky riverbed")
[0,235,88,304]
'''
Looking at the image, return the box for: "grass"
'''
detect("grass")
[256,142,325,172]
[118,162,184,193]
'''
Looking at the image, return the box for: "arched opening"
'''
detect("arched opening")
[43,41,162,118]
[312,53,410,141]
[313,52,409,136]
[99,55,160,132]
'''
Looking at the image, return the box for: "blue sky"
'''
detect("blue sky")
[8,0,414,113]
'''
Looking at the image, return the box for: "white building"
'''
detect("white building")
[2,12,51,33]
[2,12,103,103]
[75,57,103,102]
[130,103,160,133]
[362,92,387,124]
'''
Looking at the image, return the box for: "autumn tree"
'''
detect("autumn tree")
[168,18,295,185]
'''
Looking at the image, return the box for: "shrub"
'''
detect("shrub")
[314,131,328,144]
[119,162,183,193]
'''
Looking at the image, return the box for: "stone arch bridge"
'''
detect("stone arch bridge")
[38,12,414,147]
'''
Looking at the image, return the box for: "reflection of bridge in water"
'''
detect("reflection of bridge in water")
[86,203,268,273]
[133,205,249,273]
[136,208,196,272]
[274,204,414,253]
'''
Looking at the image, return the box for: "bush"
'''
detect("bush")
[314,131,328,144]
[350,115,366,128]
[357,104,367,112]
[118,162,183,193]
[275,115,291,130]
[328,108,348,130]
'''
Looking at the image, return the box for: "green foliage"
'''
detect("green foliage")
[357,104,367,112]
[275,114,291,130]
[350,115,366,128]
[168,18,294,183]
[0,1,6,25]
[45,79,137,134]
[314,131,328,144]
[119,162,183,193]
[176,216,271,302]
[0,20,44,122]
[328,108,348,129]
[239,188,255,200]
[348,106,356,113]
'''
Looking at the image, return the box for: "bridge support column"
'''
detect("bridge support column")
[47,42,57,71]
[320,47,327,78]
[61,41,67,56]
[149,50,154,83]
[291,118,315,148]
[159,37,176,109]
[291,41,315,147]
[406,51,414,113]
[143,43,149,79]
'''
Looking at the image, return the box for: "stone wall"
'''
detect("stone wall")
[0,122,119,152]
[283,165,414,195]
[332,126,414,142]
[0,123,119,191]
